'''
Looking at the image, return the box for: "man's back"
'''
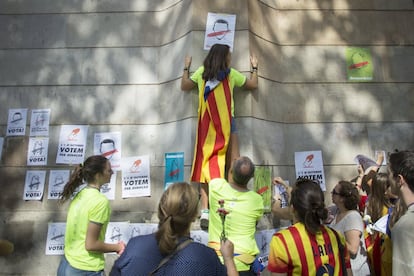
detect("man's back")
[208,178,264,272]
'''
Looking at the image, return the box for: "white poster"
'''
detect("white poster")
[23,170,46,200]
[105,222,130,246]
[204,12,236,51]
[101,172,116,201]
[190,230,209,245]
[254,229,278,271]
[56,125,88,164]
[294,150,326,191]
[6,108,28,136]
[27,137,49,166]
[121,155,151,198]
[45,222,66,255]
[30,109,51,137]
[128,223,158,241]
[48,170,70,200]
[94,132,122,171]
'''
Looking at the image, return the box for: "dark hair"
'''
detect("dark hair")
[337,181,360,211]
[156,182,199,255]
[290,178,328,234]
[232,156,255,186]
[367,172,391,222]
[389,150,414,193]
[202,44,230,81]
[59,155,109,203]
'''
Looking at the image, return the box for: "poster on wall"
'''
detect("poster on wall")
[27,137,49,166]
[128,223,158,240]
[29,109,51,137]
[254,166,272,212]
[23,170,46,200]
[94,132,122,171]
[45,222,66,255]
[294,150,326,191]
[48,170,70,199]
[121,155,151,198]
[164,152,184,189]
[346,47,373,82]
[104,222,130,248]
[6,108,28,136]
[101,172,116,201]
[204,12,236,51]
[56,125,88,164]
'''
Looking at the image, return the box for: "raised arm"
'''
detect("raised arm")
[243,54,258,90]
[181,55,196,91]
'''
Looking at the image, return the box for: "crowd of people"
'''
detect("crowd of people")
[54,43,414,275]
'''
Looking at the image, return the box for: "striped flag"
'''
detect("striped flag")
[190,78,232,183]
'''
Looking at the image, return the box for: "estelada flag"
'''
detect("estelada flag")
[190,78,232,183]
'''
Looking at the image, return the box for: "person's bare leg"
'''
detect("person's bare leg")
[200,183,209,210]
[226,133,240,182]
[200,183,209,230]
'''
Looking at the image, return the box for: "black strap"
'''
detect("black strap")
[331,228,347,276]
[148,239,192,275]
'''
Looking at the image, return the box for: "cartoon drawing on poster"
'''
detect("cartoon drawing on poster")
[128,223,158,240]
[94,132,122,171]
[346,47,373,82]
[45,222,66,255]
[164,152,184,189]
[27,137,49,166]
[56,125,88,164]
[104,222,130,249]
[204,12,236,51]
[121,155,151,198]
[101,172,116,201]
[6,108,28,136]
[254,229,278,271]
[23,170,46,200]
[48,170,70,200]
[294,150,326,191]
[190,230,209,245]
[30,109,50,137]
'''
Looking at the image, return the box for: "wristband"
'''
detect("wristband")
[183,67,189,71]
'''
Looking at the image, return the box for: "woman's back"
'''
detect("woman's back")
[268,223,349,275]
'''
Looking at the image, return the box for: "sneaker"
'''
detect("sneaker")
[200,209,209,230]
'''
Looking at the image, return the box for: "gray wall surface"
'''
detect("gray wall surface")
[0,0,413,274]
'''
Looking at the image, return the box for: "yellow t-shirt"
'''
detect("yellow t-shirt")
[190,66,247,117]
[208,178,264,271]
[64,187,110,271]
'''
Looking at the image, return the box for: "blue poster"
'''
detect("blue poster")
[164,152,184,189]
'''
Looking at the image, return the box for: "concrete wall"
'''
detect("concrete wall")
[0,0,413,274]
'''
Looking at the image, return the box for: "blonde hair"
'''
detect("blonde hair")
[155,182,199,254]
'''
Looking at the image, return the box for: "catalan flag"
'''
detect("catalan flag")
[190,78,232,183]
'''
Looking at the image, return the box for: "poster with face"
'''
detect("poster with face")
[204,12,236,51]
[94,132,122,171]
[30,109,50,137]
[6,108,28,136]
